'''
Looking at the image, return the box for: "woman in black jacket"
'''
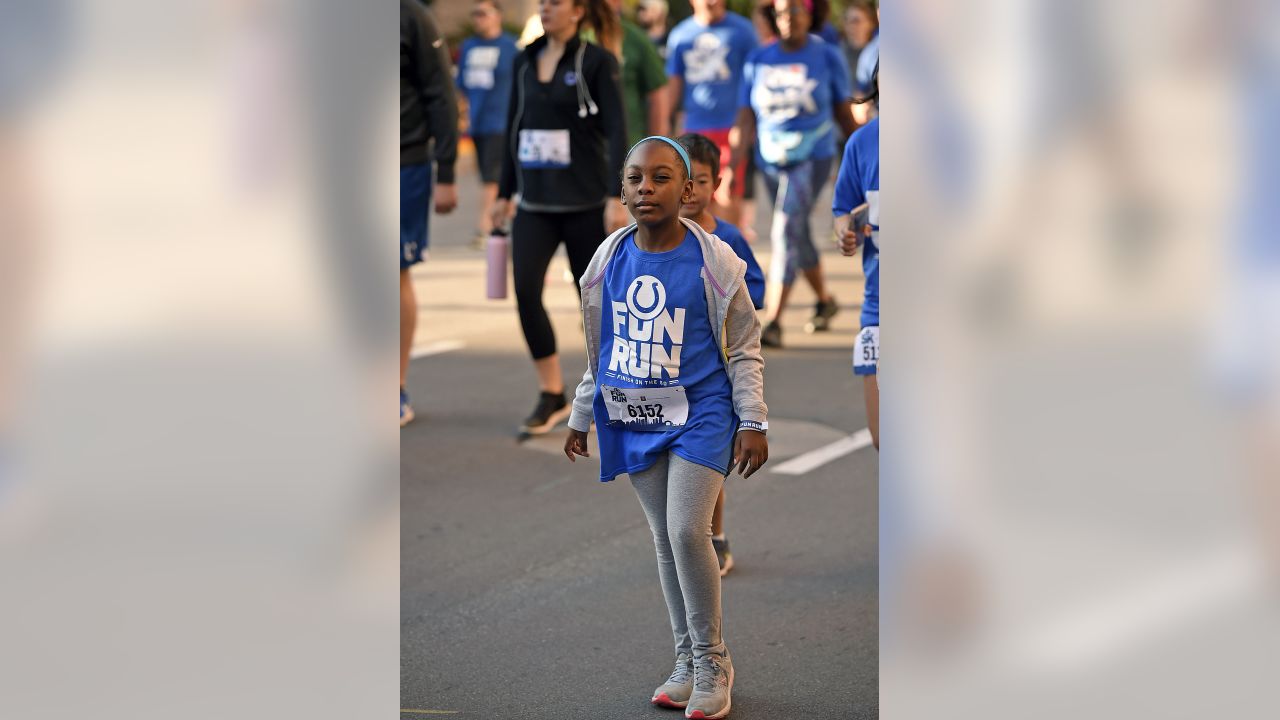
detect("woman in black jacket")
[491,0,628,434]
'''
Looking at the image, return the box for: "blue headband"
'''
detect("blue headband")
[626,135,692,177]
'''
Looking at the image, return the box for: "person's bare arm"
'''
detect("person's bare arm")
[729,107,756,169]
[667,75,684,134]
[646,86,670,138]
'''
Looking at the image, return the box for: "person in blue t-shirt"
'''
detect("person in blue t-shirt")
[665,0,759,225]
[564,136,767,718]
[677,131,766,579]
[832,67,878,449]
[677,133,766,311]
[731,0,856,348]
[456,0,518,241]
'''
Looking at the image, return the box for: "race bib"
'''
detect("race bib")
[518,129,571,169]
[854,326,879,373]
[600,385,688,432]
[464,66,495,89]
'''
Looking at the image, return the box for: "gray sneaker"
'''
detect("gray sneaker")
[651,653,694,709]
[685,653,734,719]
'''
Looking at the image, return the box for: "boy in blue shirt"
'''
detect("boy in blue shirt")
[833,114,878,449]
[455,0,517,241]
[677,133,766,310]
[677,131,765,578]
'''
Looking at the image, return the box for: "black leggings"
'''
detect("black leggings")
[512,206,607,360]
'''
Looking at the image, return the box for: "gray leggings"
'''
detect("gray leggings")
[630,452,727,660]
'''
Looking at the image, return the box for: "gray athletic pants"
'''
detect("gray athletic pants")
[630,452,727,660]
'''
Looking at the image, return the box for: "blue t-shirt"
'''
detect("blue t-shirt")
[593,230,737,481]
[740,36,851,166]
[666,12,758,131]
[712,218,765,309]
[456,33,518,136]
[815,22,841,46]
[832,119,879,327]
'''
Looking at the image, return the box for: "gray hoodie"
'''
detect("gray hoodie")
[567,217,768,433]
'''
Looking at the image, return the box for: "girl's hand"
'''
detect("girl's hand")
[491,198,511,232]
[835,213,864,256]
[564,429,590,462]
[732,430,769,478]
[434,183,458,214]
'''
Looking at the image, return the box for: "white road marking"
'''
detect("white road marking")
[770,429,874,475]
[1006,543,1262,672]
[411,340,465,358]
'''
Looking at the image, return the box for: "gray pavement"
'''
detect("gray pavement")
[402,147,878,719]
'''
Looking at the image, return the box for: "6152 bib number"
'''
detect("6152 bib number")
[601,385,688,431]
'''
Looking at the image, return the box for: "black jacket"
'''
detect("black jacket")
[498,35,626,212]
[400,0,457,181]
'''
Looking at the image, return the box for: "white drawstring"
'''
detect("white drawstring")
[574,41,598,118]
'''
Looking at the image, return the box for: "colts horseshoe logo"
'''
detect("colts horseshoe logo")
[626,275,666,321]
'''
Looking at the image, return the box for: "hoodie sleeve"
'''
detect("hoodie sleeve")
[723,284,768,425]
[567,363,597,433]
[498,53,524,201]
[411,6,458,183]
[591,49,627,197]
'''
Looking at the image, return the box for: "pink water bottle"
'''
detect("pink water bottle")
[486,229,509,299]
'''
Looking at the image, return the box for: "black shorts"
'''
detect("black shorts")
[473,133,505,184]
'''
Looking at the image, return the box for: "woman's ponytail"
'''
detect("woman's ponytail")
[577,0,622,58]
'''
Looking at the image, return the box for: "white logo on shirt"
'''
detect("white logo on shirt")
[753,63,819,122]
[464,46,500,90]
[683,32,731,85]
[609,276,687,381]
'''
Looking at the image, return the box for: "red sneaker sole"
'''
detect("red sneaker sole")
[652,693,687,709]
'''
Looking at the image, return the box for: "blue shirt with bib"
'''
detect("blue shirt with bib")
[456,33,518,136]
[739,36,851,167]
[593,230,737,481]
[712,218,765,310]
[832,119,879,328]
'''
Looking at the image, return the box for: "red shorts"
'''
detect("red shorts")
[696,128,749,199]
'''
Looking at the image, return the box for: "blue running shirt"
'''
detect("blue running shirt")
[665,13,758,131]
[740,36,851,167]
[456,33,518,136]
[593,230,737,481]
[832,119,879,327]
[712,218,765,309]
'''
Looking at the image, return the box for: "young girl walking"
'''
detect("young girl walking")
[563,136,769,719]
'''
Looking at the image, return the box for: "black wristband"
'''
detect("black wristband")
[738,420,766,434]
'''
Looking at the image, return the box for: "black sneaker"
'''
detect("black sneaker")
[804,296,839,333]
[522,391,570,435]
[760,321,783,348]
[712,537,734,577]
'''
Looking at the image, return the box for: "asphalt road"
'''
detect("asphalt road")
[402,146,878,719]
